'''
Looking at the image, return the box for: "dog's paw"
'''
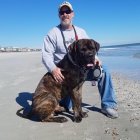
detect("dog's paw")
[41,116,68,123]
[80,111,88,118]
[74,116,82,123]
[57,117,68,123]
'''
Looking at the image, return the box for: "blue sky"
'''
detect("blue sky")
[0,0,140,48]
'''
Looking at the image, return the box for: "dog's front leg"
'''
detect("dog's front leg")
[73,98,82,122]
[71,89,83,123]
[78,86,88,118]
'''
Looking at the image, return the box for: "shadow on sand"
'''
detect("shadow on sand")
[16,92,102,122]
[15,92,39,121]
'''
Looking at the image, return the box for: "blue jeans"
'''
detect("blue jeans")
[59,65,117,109]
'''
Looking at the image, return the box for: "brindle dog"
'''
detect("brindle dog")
[30,39,99,123]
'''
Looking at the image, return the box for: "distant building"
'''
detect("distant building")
[0,47,6,52]
[0,46,41,52]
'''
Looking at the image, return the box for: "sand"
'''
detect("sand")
[0,52,140,140]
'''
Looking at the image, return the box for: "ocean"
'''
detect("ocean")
[98,44,140,81]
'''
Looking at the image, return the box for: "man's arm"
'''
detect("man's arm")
[42,34,64,82]
[42,35,56,73]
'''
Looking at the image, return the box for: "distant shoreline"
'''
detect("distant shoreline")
[0,51,41,54]
[0,51,41,52]
[102,42,140,48]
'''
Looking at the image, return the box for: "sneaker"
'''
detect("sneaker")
[101,108,118,119]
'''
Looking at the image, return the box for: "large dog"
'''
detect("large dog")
[29,39,99,123]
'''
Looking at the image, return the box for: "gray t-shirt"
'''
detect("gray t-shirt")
[42,25,89,72]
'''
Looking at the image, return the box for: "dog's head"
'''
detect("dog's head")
[68,39,100,68]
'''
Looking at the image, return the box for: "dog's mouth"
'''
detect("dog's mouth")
[79,52,95,69]
[85,58,95,69]
[87,63,94,67]
[86,62,95,69]
[86,53,95,65]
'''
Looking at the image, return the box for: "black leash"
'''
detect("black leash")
[59,24,80,67]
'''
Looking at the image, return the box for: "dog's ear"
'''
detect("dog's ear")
[91,39,100,52]
[68,40,79,63]
[68,40,78,53]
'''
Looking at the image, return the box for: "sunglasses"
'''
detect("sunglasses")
[59,10,72,15]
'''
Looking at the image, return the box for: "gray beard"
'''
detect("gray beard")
[61,20,73,28]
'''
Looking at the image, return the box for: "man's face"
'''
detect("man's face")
[59,6,74,27]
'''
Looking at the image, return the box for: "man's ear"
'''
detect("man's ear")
[91,39,100,52]
[71,11,74,18]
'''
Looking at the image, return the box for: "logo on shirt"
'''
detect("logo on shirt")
[65,38,75,46]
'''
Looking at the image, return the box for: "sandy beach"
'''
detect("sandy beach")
[0,52,140,140]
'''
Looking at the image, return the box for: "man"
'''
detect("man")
[42,1,118,118]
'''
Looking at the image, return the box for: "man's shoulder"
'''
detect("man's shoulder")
[46,25,61,38]
[48,25,60,34]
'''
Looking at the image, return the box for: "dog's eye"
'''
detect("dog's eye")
[81,48,86,51]
[88,46,94,50]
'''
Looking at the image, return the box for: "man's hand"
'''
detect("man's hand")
[52,67,64,83]
[94,57,102,66]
